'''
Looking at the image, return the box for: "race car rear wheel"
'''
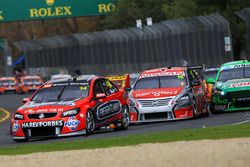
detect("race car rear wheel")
[115,106,130,130]
[86,110,95,135]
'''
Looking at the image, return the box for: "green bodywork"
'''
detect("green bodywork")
[212,60,250,112]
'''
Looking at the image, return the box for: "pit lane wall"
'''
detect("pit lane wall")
[15,14,233,76]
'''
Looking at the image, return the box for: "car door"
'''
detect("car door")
[188,69,203,114]
[93,79,121,125]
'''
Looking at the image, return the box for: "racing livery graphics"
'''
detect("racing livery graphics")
[208,60,250,112]
[129,66,208,123]
[0,77,19,94]
[19,75,43,94]
[10,76,130,141]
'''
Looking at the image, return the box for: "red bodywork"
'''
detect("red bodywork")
[0,77,19,94]
[19,76,43,94]
[10,76,129,141]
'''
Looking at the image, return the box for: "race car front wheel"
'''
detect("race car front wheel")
[86,110,95,135]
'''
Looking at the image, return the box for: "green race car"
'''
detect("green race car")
[207,60,250,113]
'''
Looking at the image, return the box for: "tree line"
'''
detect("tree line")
[100,0,250,59]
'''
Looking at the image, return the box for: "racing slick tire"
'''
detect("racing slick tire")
[210,104,218,114]
[115,106,130,130]
[202,102,210,117]
[86,110,96,135]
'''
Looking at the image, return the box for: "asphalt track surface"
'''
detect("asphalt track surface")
[0,93,250,148]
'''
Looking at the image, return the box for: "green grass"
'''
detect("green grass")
[1,123,250,155]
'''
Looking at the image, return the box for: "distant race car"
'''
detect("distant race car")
[19,76,43,94]
[129,66,208,123]
[10,75,130,141]
[207,60,250,113]
[0,77,19,94]
[204,68,219,103]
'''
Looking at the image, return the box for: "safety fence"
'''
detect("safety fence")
[14,14,233,76]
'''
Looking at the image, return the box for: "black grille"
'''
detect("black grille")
[234,101,250,108]
[144,112,168,120]
[228,91,250,99]
[27,127,56,137]
[28,113,57,119]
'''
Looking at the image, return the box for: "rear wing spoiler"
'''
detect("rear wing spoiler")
[106,74,130,89]
[187,64,205,70]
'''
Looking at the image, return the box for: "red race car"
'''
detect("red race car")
[0,77,19,94]
[10,75,130,141]
[19,76,43,94]
[129,66,208,123]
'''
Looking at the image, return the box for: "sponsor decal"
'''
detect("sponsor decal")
[237,97,250,102]
[233,64,250,68]
[22,120,63,128]
[230,82,250,88]
[64,117,80,131]
[139,71,185,79]
[97,101,121,120]
[24,108,64,114]
[12,120,19,132]
[135,90,178,98]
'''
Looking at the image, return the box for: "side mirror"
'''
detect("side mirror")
[22,97,30,104]
[95,93,106,99]
[125,86,132,91]
[206,78,215,84]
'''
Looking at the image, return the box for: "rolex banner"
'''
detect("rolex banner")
[0,0,116,22]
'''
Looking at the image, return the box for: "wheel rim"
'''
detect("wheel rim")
[86,111,95,132]
[122,107,130,128]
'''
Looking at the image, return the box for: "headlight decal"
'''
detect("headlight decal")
[61,108,80,117]
[14,113,24,120]
[174,95,192,110]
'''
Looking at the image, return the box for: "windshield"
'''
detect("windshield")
[24,78,40,83]
[218,67,250,82]
[0,80,15,84]
[31,84,89,102]
[204,70,218,80]
[134,76,186,90]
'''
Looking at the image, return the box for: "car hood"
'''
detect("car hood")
[17,99,86,114]
[131,87,183,99]
[216,78,250,92]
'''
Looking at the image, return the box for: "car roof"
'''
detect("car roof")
[47,75,98,84]
[139,67,185,79]
[22,76,41,79]
[0,77,16,80]
[204,68,219,72]
[222,60,250,67]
